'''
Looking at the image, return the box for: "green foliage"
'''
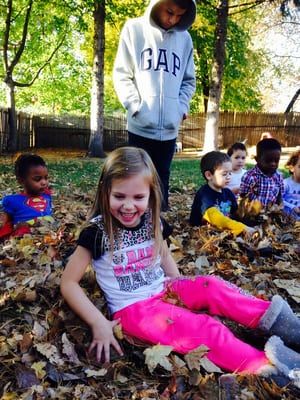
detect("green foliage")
[190,2,264,112]
[0,0,93,115]
[221,17,264,111]
[0,0,296,116]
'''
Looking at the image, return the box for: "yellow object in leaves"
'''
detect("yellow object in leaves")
[19,237,34,249]
[113,323,124,340]
[237,197,262,218]
[250,199,262,215]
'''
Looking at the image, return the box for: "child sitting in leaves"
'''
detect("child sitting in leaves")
[0,153,54,240]
[189,151,256,236]
[61,147,300,386]
[240,138,284,210]
[227,141,247,197]
[283,149,300,220]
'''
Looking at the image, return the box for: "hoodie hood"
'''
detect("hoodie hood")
[145,0,196,32]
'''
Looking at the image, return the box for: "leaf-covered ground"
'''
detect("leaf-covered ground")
[1,151,300,399]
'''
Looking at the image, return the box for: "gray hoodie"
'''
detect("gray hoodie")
[113,0,196,141]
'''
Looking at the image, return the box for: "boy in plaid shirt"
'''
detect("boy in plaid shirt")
[240,138,284,209]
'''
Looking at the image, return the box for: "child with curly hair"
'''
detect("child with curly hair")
[0,153,53,240]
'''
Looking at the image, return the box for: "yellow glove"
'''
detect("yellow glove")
[203,206,246,235]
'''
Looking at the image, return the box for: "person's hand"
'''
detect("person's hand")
[231,187,240,195]
[88,317,124,363]
[293,207,300,214]
[243,226,257,236]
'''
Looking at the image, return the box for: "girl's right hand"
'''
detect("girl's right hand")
[88,317,124,364]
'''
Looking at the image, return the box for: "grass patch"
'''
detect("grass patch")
[49,160,104,192]
[170,159,204,192]
[0,155,290,198]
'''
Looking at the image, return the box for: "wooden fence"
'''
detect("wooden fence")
[0,108,299,153]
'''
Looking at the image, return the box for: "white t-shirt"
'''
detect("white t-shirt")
[283,176,300,212]
[78,212,167,314]
[227,169,246,191]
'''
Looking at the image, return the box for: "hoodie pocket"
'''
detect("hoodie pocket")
[134,96,160,128]
[162,97,182,129]
[135,97,182,130]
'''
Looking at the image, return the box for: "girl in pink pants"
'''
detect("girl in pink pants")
[114,275,270,373]
[61,147,300,382]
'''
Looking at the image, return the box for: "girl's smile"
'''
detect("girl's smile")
[109,175,150,228]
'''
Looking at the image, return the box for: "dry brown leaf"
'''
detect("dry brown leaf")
[143,344,173,373]
[184,344,210,371]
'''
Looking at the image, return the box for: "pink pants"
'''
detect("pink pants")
[114,276,271,373]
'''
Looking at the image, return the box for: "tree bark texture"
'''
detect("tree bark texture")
[88,0,107,158]
[203,0,229,153]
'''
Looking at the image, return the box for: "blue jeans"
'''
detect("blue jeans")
[128,132,176,211]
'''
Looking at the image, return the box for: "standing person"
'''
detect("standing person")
[227,142,247,197]
[113,0,196,211]
[61,146,300,381]
[283,149,300,219]
[240,138,284,209]
[0,154,53,239]
[189,151,254,235]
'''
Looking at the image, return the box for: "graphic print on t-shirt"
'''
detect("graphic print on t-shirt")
[113,243,163,292]
[24,196,48,212]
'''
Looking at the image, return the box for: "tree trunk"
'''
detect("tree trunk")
[87,0,106,158]
[203,0,229,153]
[6,83,17,153]
[285,88,300,113]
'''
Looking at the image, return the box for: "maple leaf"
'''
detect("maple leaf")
[184,344,210,370]
[143,344,173,373]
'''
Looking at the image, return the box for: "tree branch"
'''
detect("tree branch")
[14,31,68,88]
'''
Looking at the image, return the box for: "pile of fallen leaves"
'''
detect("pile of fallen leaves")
[2,164,300,399]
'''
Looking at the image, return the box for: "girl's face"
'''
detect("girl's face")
[290,158,300,183]
[230,149,246,172]
[20,165,49,195]
[257,149,281,177]
[205,161,232,192]
[109,174,150,228]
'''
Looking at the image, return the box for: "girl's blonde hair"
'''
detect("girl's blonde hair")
[88,146,164,254]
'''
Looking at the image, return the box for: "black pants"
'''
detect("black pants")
[128,132,176,211]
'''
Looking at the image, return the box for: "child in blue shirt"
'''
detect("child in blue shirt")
[0,154,53,239]
[283,149,300,219]
[189,151,255,235]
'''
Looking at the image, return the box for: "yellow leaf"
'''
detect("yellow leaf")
[31,361,47,379]
[113,323,124,340]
